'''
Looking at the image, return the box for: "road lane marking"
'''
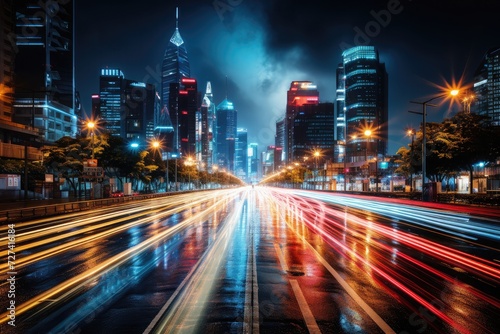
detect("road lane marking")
[274,242,321,333]
[290,279,322,334]
[145,191,248,333]
[274,243,289,272]
[304,241,396,334]
[244,200,259,333]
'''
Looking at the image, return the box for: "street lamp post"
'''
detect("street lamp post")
[165,152,169,192]
[87,121,95,159]
[314,150,320,190]
[407,128,416,192]
[364,130,372,191]
[86,121,97,199]
[410,89,458,200]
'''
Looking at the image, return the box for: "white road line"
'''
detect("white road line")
[290,279,322,334]
[304,242,396,334]
[274,243,321,333]
[244,204,259,333]
[274,243,289,272]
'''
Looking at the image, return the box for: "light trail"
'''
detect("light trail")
[0,190,235,272]
[0,189,246,326]
[296,190,500,242]
[151,188,249,333]
[259,187,500,334]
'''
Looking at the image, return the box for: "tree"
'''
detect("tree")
[448,111,500,194]
[43,136,89,197]
[395,111,500,194]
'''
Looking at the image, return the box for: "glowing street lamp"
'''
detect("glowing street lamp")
[363,129,372,162]
[87,121,96,159]
[407,128,416,192]
[410,88,459,200]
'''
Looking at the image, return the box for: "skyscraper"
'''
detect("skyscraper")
[96,69,156,145]
[275,117,285,167]
[235,128,248,180]
[341,46,388,163]
[473,47,500,126]
[0,0,41,163]
[123,80,156,143]
[292,103,335,160]
[159,7,190,136]
[98,69,125,136]
[215,98,237,172]
[0,0,14,122]
[176,77,198,156]
[335,63,346,162]
[247,143,259,182]
[285,81,319,163]
[12,0,76,143]
[200,82,216,169]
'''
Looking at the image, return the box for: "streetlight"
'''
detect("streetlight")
[87,121,96,159]
[313,149,321,190]
[343,134,357,192]
[184,156,195,190]
[150,139,171,192]
[363,129,373,191]
[410,89,459,200]
[406,128,416,192]
[364,129,372,162]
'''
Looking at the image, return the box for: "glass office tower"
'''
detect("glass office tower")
[341,46,388,163]
[160,7,190,135]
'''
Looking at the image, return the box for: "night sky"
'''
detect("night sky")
[75,0,500,155]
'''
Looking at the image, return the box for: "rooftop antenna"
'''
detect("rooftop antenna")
[225,75,228,99]
[176,7,179,29]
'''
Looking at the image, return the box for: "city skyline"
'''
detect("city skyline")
[75,0,500,155]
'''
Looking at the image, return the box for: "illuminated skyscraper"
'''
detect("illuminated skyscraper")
[98,69,125,137]
[215,98,237,172]
[159,7,190,135]
[97,68,156,145]
[292,103,335,160]
[335,63,346,162]
[235,128,248,180]
[200,82,216,169]
[176,77,198,156]
[473,47,500,126]
[285,81,319,163]
[12,0,77,143]
[341,46,388,162]
[247,143,259,182]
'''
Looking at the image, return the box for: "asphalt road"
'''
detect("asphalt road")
[0,187,499,333]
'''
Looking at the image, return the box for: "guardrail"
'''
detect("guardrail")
[0,190,197,222]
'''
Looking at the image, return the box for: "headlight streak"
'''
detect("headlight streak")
[260,187,500,334]
[0,189,246,326]
[296,191,500,242]
[148,189,249,333]
[0,191,238,272]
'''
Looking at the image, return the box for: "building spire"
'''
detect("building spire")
[176,7,179,29]
[170,6,184,46]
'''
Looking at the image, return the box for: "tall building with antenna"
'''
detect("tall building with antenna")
[200,82,216,169]
[159,7,191,152]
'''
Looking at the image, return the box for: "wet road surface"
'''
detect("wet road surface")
[1,186,499,333]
